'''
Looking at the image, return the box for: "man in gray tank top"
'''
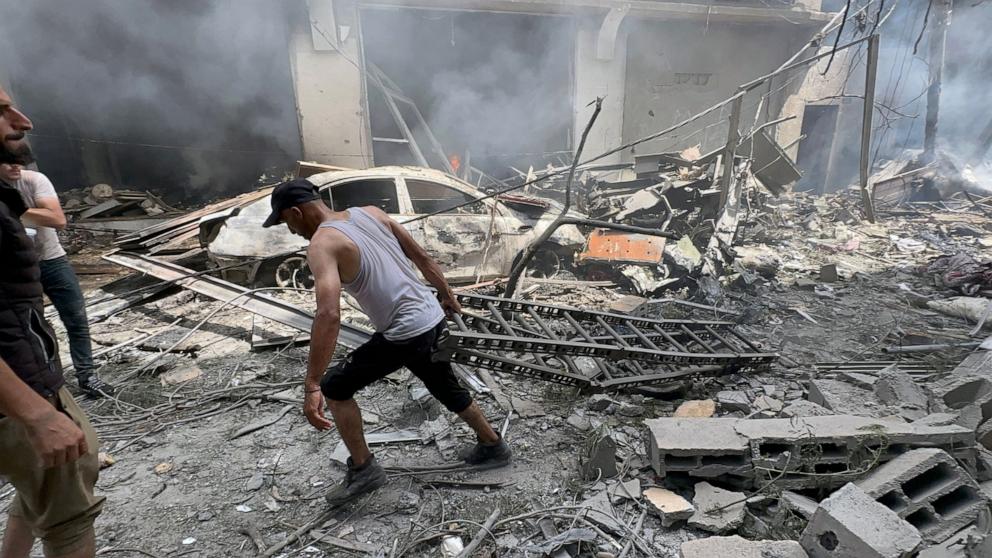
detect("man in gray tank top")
[262,179,510,507]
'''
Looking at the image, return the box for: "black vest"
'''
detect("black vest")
[0,188,64,397]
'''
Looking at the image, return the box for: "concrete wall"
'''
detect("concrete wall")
[289,0,373,169]
[621,20,814,157]
[573,15,628,164]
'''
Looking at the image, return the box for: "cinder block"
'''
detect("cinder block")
[644,418,750,478]
[800,483,922,558]
[856,448,989,543]
[737,415,976,490]
[681,535,809,558]
[646,416,976,490]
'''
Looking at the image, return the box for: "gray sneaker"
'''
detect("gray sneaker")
[324,455,387,507]
[459,436,512,469]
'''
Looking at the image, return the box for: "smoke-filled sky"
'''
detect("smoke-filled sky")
[0,0,303,201]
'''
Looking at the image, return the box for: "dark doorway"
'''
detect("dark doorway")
[795,105,840,193]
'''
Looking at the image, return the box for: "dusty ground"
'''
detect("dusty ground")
[2,190,990,557]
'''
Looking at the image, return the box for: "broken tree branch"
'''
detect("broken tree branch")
[455,507,501,558]
[229,404,294,440]
[505,98,602,297]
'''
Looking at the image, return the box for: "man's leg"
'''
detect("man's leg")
[1,513,34,558]
[39,257,112,397]
[325,398,371,466]
[319,335,403,505]
[405,324,510,467]
[456,401,499,444]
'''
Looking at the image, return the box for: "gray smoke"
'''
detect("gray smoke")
[0,0,302,201]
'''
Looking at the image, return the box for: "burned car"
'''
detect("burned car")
[198,166,585,286]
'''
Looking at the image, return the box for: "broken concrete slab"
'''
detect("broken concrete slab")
[753,395,783,414]
[808,379,882,416]
[643,487,694,527]
[857,448,989,544]
[875,366,929,409]
[680,535,809,558]
[330,429,421,465]
[688,481,745,534]
[950,350,992,378]
[674,399,716,418]
[606,478,641,504]
[780,490,819,520]
[717,390,751,413]
[933,375,992,410]
[839,371,879,390]
[781,400,835,418]
[799,483,922,558]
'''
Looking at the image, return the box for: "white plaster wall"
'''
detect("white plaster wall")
[289,21,372,168]
[573,17,628,164]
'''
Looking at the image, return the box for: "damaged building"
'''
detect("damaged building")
[3,0,992,557]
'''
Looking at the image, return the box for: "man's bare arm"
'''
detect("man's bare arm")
[364,206,460,315]
[21,197,66,230]
[0,357,87,467]
[302,232,343,430]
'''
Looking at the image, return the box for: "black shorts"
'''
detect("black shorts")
[320,320,472,413]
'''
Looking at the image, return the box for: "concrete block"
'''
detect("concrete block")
[781,400,835,418]
[875,366,929,409]
[688,481,745,534]
[780,490,819,519]
[737,415,976,490]
[643,487,693,527]
[717,390,751,413]
[644,418,750,478]
[808,379,882,416]
[800,483,922,558]
[674,399,716,418]
[856,448,989,543]
[680,535,809,558]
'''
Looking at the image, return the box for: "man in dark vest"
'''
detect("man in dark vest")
[0,86,103,558]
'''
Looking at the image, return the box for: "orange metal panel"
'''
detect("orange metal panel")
[578,228,666,264]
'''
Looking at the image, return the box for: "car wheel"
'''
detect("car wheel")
[272,256,314,290]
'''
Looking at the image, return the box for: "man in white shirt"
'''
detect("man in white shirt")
[0,163,116,397]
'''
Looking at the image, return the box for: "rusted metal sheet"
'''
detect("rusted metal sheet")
[577,228,666,264]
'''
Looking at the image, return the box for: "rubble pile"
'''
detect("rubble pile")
[63,183,183,221]
[21,155,992,557]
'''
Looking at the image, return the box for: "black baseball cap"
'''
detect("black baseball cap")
[262,178,321,228]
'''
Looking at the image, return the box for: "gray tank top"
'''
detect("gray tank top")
[319,207,444,341]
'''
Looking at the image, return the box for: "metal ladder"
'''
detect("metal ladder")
[440,292,777,390]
